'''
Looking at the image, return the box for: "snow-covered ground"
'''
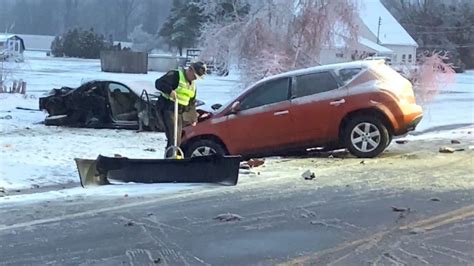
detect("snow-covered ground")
[415,70,474,133]
[0,51,240,202]
[0,51,473,203]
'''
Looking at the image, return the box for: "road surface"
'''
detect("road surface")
[1,138,473,265]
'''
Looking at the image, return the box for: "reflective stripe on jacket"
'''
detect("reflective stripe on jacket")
[162,70,196,106]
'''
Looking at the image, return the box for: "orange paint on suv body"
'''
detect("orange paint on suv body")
[182,61,423,158]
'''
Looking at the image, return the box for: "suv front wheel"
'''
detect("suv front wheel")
[344,116,390,158]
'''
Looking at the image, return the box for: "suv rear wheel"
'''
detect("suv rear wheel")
[344,116,390,158]
[185,139,227,158]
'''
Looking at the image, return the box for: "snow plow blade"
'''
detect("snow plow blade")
[75,155,241,187]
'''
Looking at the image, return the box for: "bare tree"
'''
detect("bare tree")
[0,60,27,94]
[200,0,359,84]
[405,51,456,106]
[63,0,79,32]
[116,0,140,40]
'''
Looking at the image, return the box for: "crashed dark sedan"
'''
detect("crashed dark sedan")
[39,80,201,131]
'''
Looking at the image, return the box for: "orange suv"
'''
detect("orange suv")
[181,61,423,158]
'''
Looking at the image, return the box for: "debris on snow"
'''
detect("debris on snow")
[0,115,12,120]
[310,220,329,226]
[360,160,365,165]
[391,206,410,212]
[396,140,408,144]
[240,159,265,169]
[430,197,441,202]
[0,187,5,193]
[213,213,243,222]
[451,140,461,144]
[439,146,455,153]
[247,158,265,168]
[239,163,251,170]
[153,258,162,264]
[125,221,135,227]
[302,170,316,180]
[144,148,156,152]
[409,228,426,234]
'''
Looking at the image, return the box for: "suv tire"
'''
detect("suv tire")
[344,116,390,158]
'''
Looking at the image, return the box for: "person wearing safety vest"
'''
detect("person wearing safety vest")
[155,61,207,157]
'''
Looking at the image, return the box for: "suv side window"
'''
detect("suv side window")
[294,72,339,98]
[338,68,362,83]
[240,78,290,110]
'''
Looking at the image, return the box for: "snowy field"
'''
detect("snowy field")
[0,51,473,203]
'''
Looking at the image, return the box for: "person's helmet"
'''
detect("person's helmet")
[190,61,207,79]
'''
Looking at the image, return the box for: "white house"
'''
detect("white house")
[320,0,417,66]
[0,34,25,62]
[358,0,418,65]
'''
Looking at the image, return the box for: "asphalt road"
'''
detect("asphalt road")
[1,138,473,265]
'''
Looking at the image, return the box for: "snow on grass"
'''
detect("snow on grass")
[0,51,240,194]
[416,71,474,132]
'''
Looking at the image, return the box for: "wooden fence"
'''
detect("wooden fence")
[100,51,148,74]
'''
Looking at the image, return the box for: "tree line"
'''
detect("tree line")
[0,0,172,42]
[383,0,474,68]
[1,0,471,72]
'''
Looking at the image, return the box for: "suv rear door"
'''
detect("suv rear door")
[224,77,294,154]
[290,71,348,145]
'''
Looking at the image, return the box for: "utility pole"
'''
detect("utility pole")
[377,16,382,44]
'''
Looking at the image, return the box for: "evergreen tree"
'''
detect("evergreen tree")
[159,0,205,55]
[51,28,107,59]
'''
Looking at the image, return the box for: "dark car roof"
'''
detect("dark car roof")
[79,80,159,97]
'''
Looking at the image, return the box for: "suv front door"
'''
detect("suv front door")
[224,77,294,155]
[290,71,348,146]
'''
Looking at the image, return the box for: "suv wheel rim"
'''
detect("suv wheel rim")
[351,122,381,153]
[191,146,217,157]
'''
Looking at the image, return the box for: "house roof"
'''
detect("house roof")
[0,34,16,42]
[359,37,393,54]
[0,34,26,50]
[359,0,418,47]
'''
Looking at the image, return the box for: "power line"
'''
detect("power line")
[411,29,474,34]
[422,43,474,48]
[401,23,474,30]
[382,21,474,30]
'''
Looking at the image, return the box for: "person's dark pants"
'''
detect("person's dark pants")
[156,97,183,158]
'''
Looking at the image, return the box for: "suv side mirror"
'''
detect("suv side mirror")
[229,101,240,115]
